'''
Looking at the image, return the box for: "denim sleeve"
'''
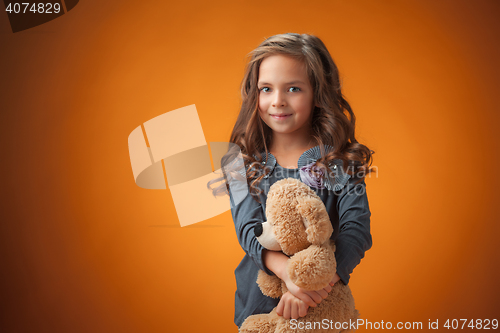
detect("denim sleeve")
[230,189,275,276]
[334,177,372,285]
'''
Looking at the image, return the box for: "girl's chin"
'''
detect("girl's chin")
[267,127,298,135]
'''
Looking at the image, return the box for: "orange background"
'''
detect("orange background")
[1,0,499,332]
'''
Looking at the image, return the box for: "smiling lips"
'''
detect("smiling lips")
[271,113,292,120]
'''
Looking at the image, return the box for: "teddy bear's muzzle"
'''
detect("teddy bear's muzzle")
[255,222,282,251]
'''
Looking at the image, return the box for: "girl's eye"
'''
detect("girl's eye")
[289,87,301,92]
[260,87,270,93]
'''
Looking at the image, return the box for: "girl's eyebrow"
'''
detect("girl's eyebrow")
[258,80,307,86]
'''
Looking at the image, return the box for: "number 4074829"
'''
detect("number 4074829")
[443,319,498,330]
[5,3,62,14]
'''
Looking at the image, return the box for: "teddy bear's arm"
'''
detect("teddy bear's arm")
[256,269,283,298]
[286,244,336,291]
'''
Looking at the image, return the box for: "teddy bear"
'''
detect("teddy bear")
[239,177,359,333]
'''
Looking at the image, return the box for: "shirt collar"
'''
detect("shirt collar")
[253,145,351,191]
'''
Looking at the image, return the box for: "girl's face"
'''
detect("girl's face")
[257,54,315,138]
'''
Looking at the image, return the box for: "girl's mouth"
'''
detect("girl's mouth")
[271,114,292,120]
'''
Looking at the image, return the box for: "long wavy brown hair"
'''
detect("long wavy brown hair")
[209,33,374,202]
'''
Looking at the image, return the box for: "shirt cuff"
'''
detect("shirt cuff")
[335,246,360,285]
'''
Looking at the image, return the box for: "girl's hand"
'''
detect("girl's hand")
[276,291,309,319]
[276,273,342,319]
[329,273,341,286]
[262,250,338,308]
[281,270,333,308]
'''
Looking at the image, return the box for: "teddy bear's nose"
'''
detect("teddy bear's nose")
[254,223,263,237]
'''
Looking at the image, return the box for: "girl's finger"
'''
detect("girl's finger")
[291,300,299,320]
[276,298,284,316]
[301,293,318,308]
[305,291,322,304]
[298,301,309,318]
[316,288,328,300]
[283,298,291,319]
[330,275,340,286]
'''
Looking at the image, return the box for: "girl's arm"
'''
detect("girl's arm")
[262,250,336,307]
[228,175,277,276]
[334,177,372,285]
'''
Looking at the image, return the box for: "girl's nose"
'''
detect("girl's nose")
[271,92,286,107]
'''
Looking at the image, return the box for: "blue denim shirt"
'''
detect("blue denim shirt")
[227,145,372,327]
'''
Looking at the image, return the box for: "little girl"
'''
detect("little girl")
[223,33,373,328]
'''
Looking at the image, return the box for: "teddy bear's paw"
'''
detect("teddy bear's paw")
[257,270,283,298]
[240,314,277,333]
[287,245,336,291]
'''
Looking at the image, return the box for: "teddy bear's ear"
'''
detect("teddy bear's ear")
[297,196,333,245]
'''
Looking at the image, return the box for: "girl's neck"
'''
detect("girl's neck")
[269,131,316,155]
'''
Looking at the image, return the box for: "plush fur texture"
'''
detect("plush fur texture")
[239,178,359,333]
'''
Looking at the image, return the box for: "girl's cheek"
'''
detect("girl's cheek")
[258,98,267,111]
[258,108,265,120]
